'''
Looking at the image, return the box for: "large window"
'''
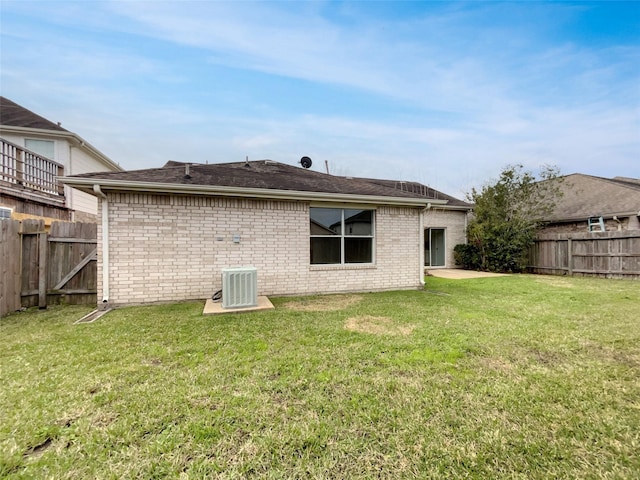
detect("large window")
[25,139,55,160]
[310,207,374,264]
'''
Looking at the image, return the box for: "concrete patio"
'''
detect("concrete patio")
[426,269,508,279]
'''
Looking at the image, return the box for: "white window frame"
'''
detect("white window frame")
[310,207,376,265]
[425,227,446,267]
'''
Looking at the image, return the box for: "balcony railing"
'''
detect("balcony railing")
[0,138,64,196]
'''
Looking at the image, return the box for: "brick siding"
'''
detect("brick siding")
[97,193,423,305]
[422,207,468,268]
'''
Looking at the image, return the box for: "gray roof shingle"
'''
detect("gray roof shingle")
[546,173,640,221]
[68,159,470,205]
[0,97,69,132]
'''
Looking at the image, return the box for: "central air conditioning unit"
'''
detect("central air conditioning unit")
[221,267,258,309]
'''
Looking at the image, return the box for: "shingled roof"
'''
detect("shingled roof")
[361,178,472,207]
[545,173,640,222]
[64,159,468,206]
[0,97,69,132]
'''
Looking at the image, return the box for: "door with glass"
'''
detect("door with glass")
[425,228,446,267]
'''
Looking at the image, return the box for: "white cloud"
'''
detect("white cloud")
[1,1,637,195]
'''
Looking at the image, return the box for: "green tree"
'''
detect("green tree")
[459,164,562,273]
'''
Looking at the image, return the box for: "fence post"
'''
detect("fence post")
[38,232,48,309]
[57,165,65,195]
[0,219,22,317]
[567,237,573,276]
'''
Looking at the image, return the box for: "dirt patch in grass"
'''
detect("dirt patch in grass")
[91,411,119,428]
[479,356,517,374]
[345,315,415,336]
[580,340,640,368]
[24,438,53,459]
[283,294,363,312]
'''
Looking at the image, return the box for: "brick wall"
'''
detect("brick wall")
[422,207,468,268]
[97,193,423,306]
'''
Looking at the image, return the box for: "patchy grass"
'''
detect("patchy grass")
[282,294,364,312]
[1,275,639,479]
[345,315,415,336]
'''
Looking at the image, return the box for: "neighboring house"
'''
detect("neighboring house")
[61,160,470,307]
[0,97,122,223]
[540,174,640,233]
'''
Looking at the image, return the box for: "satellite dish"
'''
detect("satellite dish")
[300,156,312,169]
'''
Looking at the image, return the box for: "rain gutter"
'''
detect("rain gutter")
[61,178,449,208]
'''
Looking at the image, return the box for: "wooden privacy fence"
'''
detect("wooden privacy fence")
[1,218,21,316]
[529,230,640,279]
[0,219,97,316]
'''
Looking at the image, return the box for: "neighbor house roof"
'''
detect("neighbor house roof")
[0,97,122,172]
[545,173,640,222]
[0,97,69,131]
[62,160,468,208]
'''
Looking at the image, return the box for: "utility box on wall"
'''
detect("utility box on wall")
[221,267,258,309]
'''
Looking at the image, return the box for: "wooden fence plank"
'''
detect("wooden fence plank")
[531,231,640,279]
[0,219,22,317]
[19,220,44,309]
[38,232,47,309]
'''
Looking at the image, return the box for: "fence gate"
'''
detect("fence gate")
[1,219,97,316]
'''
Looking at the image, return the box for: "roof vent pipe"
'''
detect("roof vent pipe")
[184,164,191,179]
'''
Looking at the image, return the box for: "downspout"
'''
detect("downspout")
[93,184,109,307]
[465,208,471,243]
[419,203,432,286]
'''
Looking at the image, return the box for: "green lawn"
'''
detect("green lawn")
[1,274,639,479]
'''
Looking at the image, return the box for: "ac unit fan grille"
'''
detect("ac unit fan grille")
[222,267,258,308]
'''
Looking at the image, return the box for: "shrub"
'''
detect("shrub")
[453,243,482,270]
[465,164,562,273]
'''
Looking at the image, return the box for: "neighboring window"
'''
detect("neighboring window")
[0,207,12,219]
[25,139,55,159]
[310,207,374,264]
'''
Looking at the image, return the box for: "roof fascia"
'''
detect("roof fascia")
[60,177,446,207]
[0,125,122,172]
[428,203,473,211]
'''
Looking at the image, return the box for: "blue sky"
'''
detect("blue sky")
[1,1,638,197]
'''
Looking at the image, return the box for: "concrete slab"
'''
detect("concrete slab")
[427,269,508,280]
[203,296,275,315]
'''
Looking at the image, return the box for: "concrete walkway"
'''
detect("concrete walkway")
[203,296,275,315]
[426,269,508,279]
